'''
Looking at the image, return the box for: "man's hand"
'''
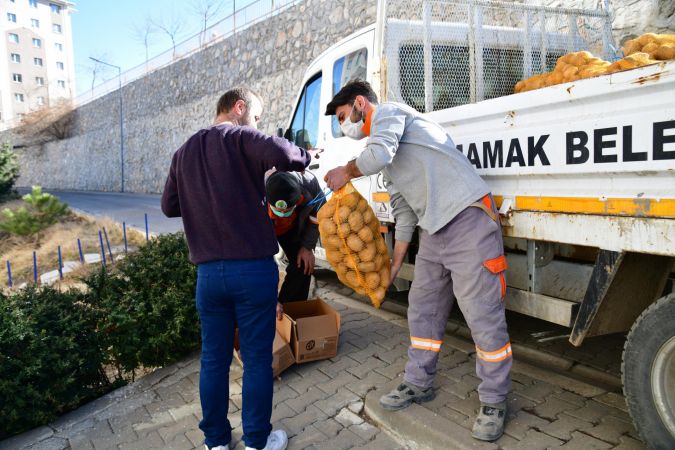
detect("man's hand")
[389,261,403,287]
[276,302,283,321]
[388,239,410,287]
[297,247,315,275]
[324,166,350,191]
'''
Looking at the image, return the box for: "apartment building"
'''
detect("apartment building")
[0,0,75,129]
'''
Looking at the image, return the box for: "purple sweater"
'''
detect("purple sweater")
[161,124,311,264]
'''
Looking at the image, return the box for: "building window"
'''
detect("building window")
[31,18,39,28]
[12,73,23,83]
[11,53,21,63]
[32,38,41,48]
[9,33,19,44]
[56,61,64,70]
[35,76,45,86]
[52,23,62,33]
[14,93,25,102]
[34,57,43,66]
[50,3,61,14]
[30,0,38,7]
[37,96,45,106]
[57,80,65,88]
[54,42,63,51]
[7,13,17,23]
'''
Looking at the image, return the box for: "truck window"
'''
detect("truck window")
[288,73,322,149]
[332,48,368,137]
[400,44,564,111]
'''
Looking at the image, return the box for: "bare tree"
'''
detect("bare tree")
[15,99,75,144]
[191,0,224,47]
[131,17,156,65]
[153,14,186,59]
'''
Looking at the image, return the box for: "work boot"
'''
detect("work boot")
[379,382,435,411]
[471,401,507,441]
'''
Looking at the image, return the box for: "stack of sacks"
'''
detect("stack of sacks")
[622,33,675,61]
[318,182,390,308]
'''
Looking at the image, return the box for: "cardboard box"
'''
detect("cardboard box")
[280,298,341,363]
[234,322,295,378]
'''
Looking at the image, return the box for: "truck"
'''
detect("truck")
[279,0,674,447]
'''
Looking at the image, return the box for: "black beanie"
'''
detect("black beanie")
[266,172,301,208]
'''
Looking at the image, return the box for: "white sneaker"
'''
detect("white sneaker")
[245,430,288,450]
[205,445,229,450]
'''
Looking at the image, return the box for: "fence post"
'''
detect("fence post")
[58,245,63,280]
[77,238,84,263]
[123,222,128,253]
[6,260,12,288]
[33,251,38,284]
[145,213,149,241]
[99,231,107,267]
[103,227,114,263]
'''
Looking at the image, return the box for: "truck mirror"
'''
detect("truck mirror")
[284,128,293,142]
[277,127,283,137]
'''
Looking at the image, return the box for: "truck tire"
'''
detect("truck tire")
[622,294,675,450]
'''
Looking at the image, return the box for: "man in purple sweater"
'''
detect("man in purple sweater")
[161,87,311,450]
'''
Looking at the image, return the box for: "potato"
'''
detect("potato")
[514,80,525,93]
[359,242,377,262]
[376,238,388,254]
[345,270,360,287]
[337,205,351,222]
[319,219,337,236]
[347,234,364,252]
[358,226,374,243]
[340,193,359,208]
[348,211,364,230]
[622,38,641,56]
[322,235,342,250]
[334,221,351,236]
[326,251,342,267]
[637,33,657,46]
[641,42,659,57]
[365,272,381,290]
[317,202,336,221]
[357,261,377,273]
[379,266,391,286]
[655,44,675,60]
[371,287,386,307]
[357,198,369,212]
[655,34,675,45]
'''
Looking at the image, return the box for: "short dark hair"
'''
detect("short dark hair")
[216,87,262,115]
[324,79,378,116]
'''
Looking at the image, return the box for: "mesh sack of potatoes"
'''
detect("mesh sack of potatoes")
[622,33,675,61]
[318,182,390,308]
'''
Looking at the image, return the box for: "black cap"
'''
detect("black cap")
[266,172,301,208]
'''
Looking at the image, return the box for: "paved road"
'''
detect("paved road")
[20,188,184,235]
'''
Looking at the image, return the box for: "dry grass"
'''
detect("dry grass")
[0,203,146,288]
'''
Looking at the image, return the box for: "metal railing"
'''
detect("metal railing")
[73,0,300,107]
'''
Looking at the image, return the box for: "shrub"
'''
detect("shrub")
[0,143,19,201]
[0,186,69,244]
[84,232,199,377]
[0,286,111,439]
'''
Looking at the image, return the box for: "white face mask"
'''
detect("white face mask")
[340,103,366,140]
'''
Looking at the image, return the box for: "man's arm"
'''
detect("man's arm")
[386,177,418,284]
[242,128,311,172]
[161,153,181,218]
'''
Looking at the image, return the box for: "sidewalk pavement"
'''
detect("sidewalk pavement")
[1,288,645,450]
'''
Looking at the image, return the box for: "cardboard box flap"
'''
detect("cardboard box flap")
[296,314,338,339]
[282,299,340,333]
[278,315,293,344]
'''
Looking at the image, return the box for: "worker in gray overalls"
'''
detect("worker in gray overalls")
[323,80,512,442]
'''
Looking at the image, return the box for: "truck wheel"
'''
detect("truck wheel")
[622,294,675,449]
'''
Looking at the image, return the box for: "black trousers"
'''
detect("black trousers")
[277,231,311,303]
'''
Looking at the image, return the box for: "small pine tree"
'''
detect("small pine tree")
[0,186,69,245]
[0,143,20,201]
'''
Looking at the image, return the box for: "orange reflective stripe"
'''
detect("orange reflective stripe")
[483,255,507,274]
[476,343,512,363]
[411,336,442,352]
[481,195,493,212]
[499,272,506,299]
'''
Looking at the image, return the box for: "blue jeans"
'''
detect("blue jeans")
[196,257,278,449]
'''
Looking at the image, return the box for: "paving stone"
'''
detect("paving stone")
[161,433,198,450]
[505,393,537,416]
[185,428,204,448]
[440,374,480,399]
[313,427,366,450]
[552,390,587,407]
[26,437,68,450]
[271,401,297,423]
[445,391,481,418]
[538,413,594,440]
[373,356,407,380]
[435,406,471,429]
[348,400,364,415]
[287,370,330,394]
[348,421,379,442]
[318,355,361,378]
[335,407,364,427]
[502,429,564,450]
[531,395,582,420]
[566,400,630,424]
[443,362,477,382]
[314,388,361,416]
[438,350,472,369]
[346,356,388,379]
[285,387,328,414]
[67,435,95,450]
[285,424,326,450]
[348,343,387,364]
[558,431,613,449]
[515,380,560,403]
[315,371,360,395]
[92,426,139,449]
[493,432,521,449]
[373,344,408,364]
[593,392,629,412]
[503,410,551,440]
[343,370,388,397]
[281,405,327,436]
[585,415,638,445]
[312,418,344,438]
[613,435,647,450]
[157,415,199,444]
